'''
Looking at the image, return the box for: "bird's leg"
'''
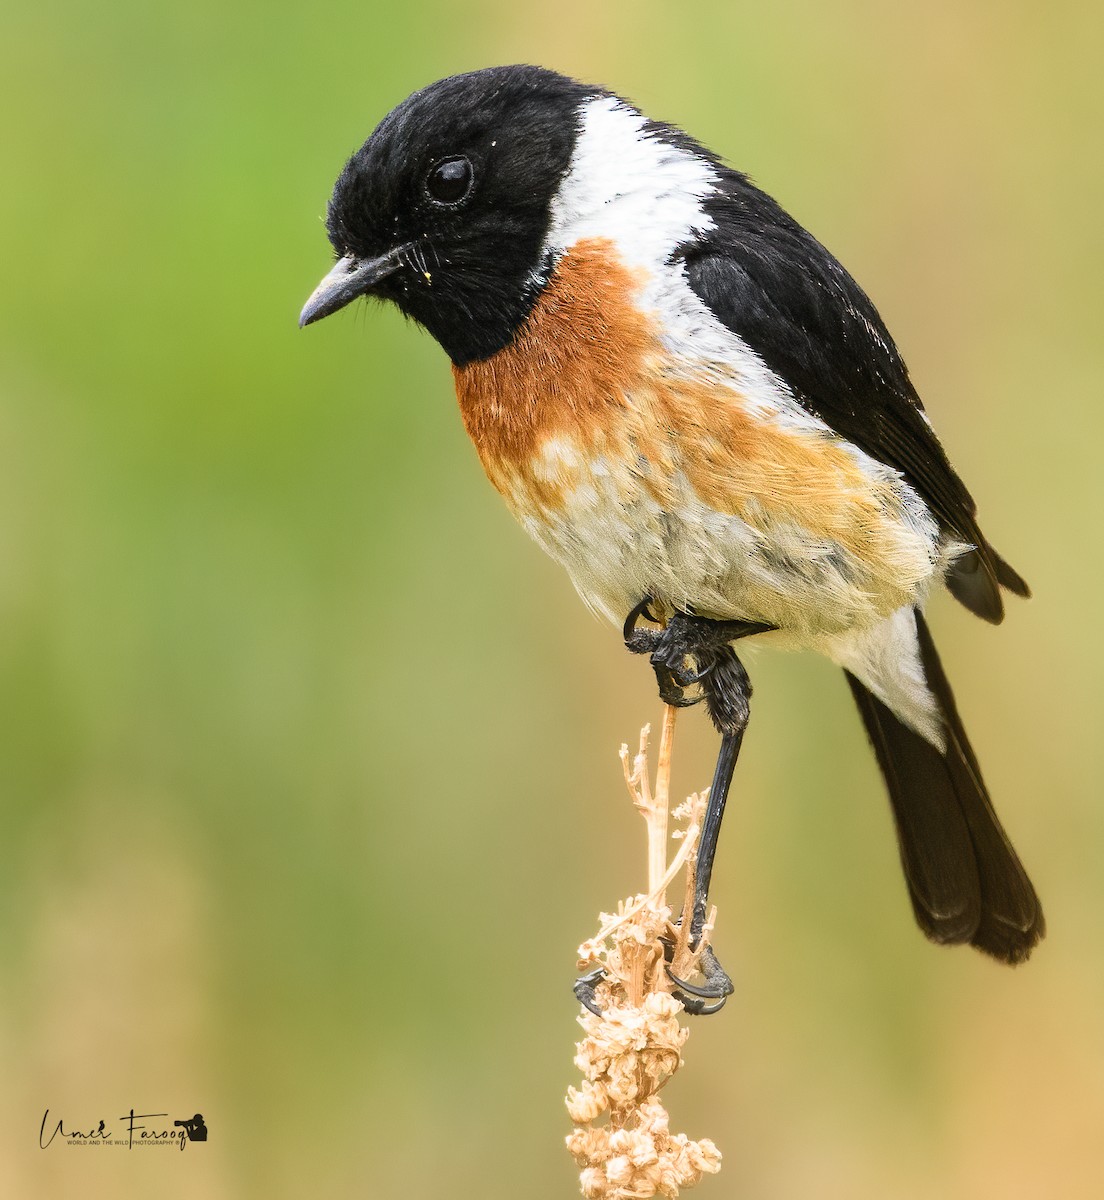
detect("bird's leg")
[665,654,750,1014]
[621,602,767,1015]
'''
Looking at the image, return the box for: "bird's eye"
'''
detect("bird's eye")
[426,156,474,206]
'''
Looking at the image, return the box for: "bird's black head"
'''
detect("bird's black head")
[299,66,594,365]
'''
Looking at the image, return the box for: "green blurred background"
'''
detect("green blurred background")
[2,1,1102,1196]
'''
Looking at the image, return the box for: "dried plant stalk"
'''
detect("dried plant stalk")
[566,709,723,1199]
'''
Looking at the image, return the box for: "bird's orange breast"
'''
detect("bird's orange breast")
[452,238,650,498]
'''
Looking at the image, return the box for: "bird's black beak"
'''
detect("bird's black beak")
[298,248,407,327]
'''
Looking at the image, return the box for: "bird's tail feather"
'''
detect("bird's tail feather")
[946,542,1030,624]
[845,609,1044,964]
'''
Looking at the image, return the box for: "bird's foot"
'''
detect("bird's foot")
[623,599,773,717]
[623,599,700,707]
[665,944,734,1015]
[661,921,735,1016]
[573,966,608,1017]
[573,948,732,1017]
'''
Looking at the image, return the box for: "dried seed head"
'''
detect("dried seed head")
[565,719,723,1198]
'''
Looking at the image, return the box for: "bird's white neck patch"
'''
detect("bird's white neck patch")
[540,94,831,436]
[543,95,718,274]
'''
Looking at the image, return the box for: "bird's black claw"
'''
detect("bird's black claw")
[623,597,662,655]
[655,665,702,709]
[665,945,734,1015]
[573,966,608,1017]
[649,644,701,690]
[673,991,729,1016]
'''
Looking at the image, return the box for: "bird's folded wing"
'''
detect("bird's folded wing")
[680,181,986,554]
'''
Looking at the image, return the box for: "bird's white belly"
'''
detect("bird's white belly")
[507,445,940,643]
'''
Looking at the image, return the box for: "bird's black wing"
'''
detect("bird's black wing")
[679,169,1026,621]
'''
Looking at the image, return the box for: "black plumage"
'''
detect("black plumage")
[846,611,1043,963]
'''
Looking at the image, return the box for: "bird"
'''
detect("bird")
[299,64,1044,1011]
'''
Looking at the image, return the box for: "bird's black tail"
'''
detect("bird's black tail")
[845,610,1044,964]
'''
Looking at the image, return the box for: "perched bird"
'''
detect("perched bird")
[300,65,1043,1011]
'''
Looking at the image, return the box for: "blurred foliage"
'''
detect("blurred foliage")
[2,1,1103,1197]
